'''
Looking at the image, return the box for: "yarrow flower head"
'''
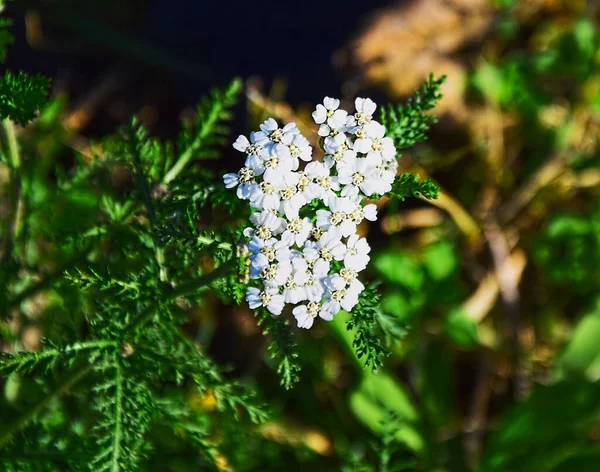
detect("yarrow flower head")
[224,98,398,328]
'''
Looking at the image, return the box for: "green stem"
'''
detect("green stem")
[3,119,20,174]
[162,99,223,185]
[2,340,117,365]
[1,119,24,262]
[120,259,237,338]
[169,259,237,298]
[0,363,92,449]
[128,129,169,283]
[110,352,124,472]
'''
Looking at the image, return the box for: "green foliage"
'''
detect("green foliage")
[349,372,424,454]
[479,378,600,472]
[554,299,600,381]
[0,17,13,62]
[91,351,154,472]
[0,71,51,126]
[0,76,270,470]
[342,412,418,472]
[164,78,242,184]
[14,3,600,470]
[391,172,440,201]
[380,74,445,150]
[533,206,600,293]
[347,285,389,373]
[255,308,302,390]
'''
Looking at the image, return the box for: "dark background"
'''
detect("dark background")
[5,0,392,136]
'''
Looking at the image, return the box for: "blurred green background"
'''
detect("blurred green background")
[2,0,600,470]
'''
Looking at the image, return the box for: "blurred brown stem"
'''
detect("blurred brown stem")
[499,153,569,223]
[462,249,526,323]
[427,189,482,243]
[483,220,527,398]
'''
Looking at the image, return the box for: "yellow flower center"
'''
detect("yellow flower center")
[238,167,254,183]
[331,211,345,226]
[352,172,365,186]
[256,226,272,240]
[318,247,333,262]
[307,302,320,317]
[260,291,272,305]
[332,289,346,302]
[270,129,283,142]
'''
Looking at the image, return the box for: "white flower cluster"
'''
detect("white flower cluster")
[223,97,397,329]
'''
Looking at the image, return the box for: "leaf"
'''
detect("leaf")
[444,309,479,349]
[417,340,454,429]
[349,372,424,454]
[422,242,458,281]
[471,62,508,106]
[551,449,600,472]
[380,74,446,150]
[346,286,390,373]
[390,172,440,201]
[554,301,600,381]
[479,379,600,472]
[0,71,51,125]
[374,250,424,290]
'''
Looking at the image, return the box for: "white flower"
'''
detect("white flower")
[281,217,313,247]
[354,98,377,125]
[318,123,347,149]
[342,200,378,226]
[282,257,310,304]
[262,145,297,182]
[258,260,292,287]
[323,141,356,169]
[248,180,281,211]
[253,119,299,146]
[301,266,327,302]
[282,133,313,163]
[312,97,342,125]
[303,230,346,271]
[246,286,285,315]
[338,157,387,197]
[353,121,386,161]
[323,277,364,315]
[223,166,257,199]
[248,237,291,273]
[244,210,286,240]
[226,96,398,322]
[316,197,357,238]
[374,159,397,190]
[353,121,396,164]
[344,234,371,271]
[275,173,307,220]
[293,301,332,329]
[233,133,266,158]
[304,161,339,205]
[378,136,397,162]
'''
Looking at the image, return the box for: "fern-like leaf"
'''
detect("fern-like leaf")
[91,351,153,472]
[0,71,50,125]
[380,74,445,150]
[256,309,302,390]
[347,285,391,373]
[391,172,440,201]
[163,78,242,184]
